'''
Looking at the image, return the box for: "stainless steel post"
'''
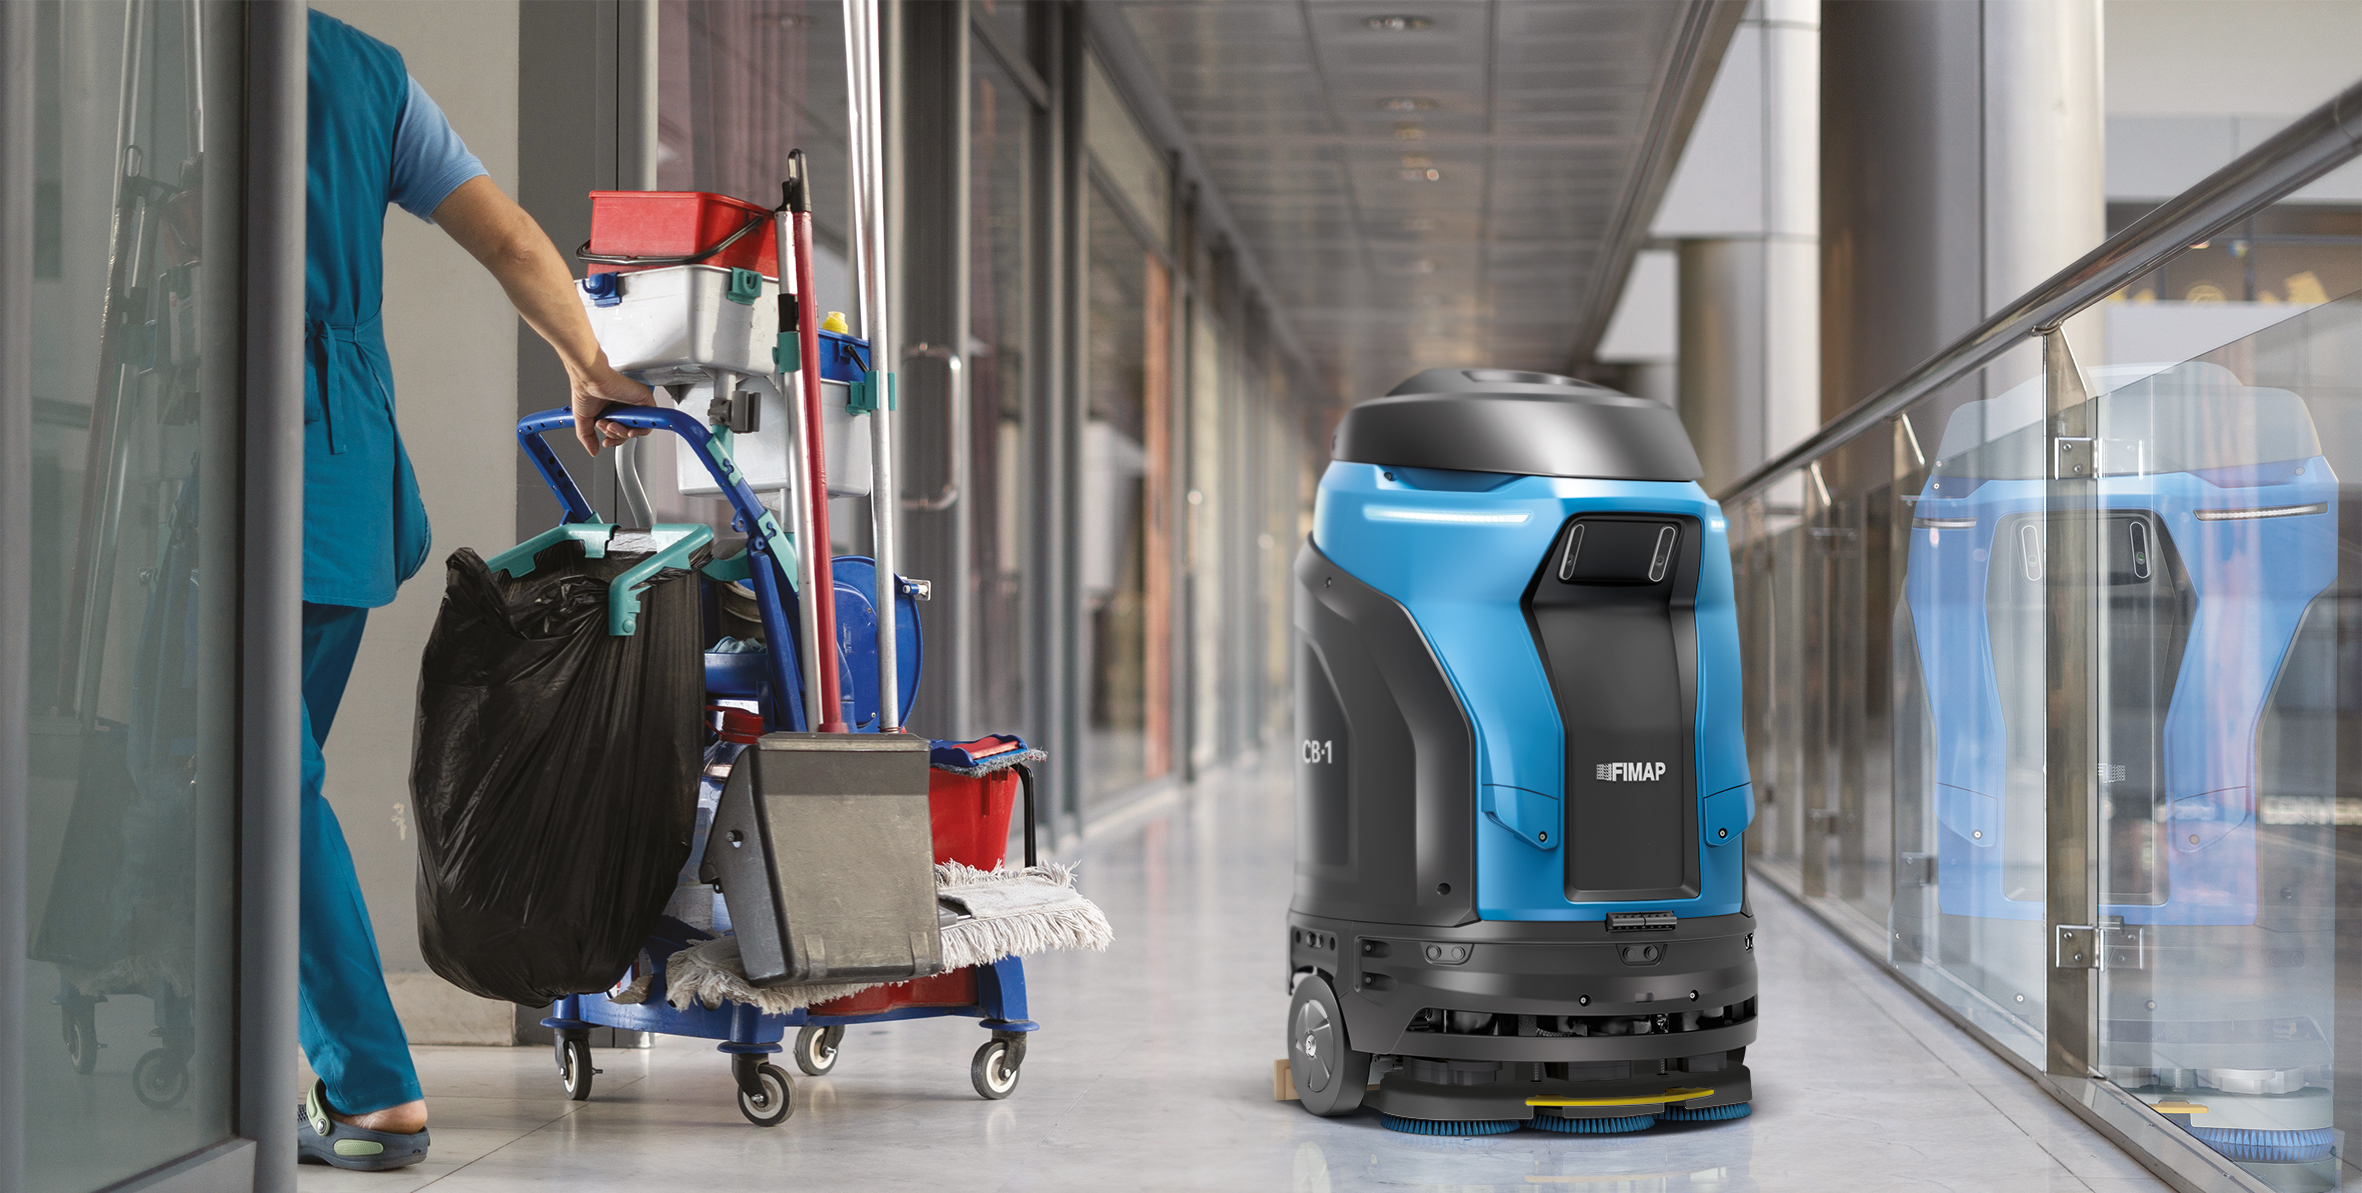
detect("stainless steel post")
[843,0,901,730]
[2041,326,2103,1080]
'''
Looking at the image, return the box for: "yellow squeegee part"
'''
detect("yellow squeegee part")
[1526,1087,1713,1108]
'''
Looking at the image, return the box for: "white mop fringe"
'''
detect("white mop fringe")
[663,862,1112,1016]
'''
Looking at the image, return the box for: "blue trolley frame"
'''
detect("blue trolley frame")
[513,407,1039,1120]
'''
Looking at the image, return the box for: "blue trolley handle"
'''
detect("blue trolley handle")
[516,406,800,586]
[516,405,814,732]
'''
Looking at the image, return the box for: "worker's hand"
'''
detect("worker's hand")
[569,358,655,455]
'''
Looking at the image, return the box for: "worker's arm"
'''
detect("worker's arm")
[431,175,650,455]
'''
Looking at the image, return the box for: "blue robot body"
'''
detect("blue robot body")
[1312,465,1751,921]
[1286,369,1756,1132]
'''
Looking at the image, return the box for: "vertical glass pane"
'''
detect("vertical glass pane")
[1888,368,2053,1066]
[645,0,860,542]
[972,0,1030,65]
[1186,312,1222,771]
[1082,180,1171,805]
[971,42,1031,747]
[23,2,241,1187]
[2091,293,2361,1191]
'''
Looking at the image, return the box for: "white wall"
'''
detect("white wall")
[2104,0,2362,201]
[307,0,524,1041]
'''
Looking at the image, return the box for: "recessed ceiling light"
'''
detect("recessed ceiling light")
[1399,154,1432,168]
[1379,96,1437,111]
[1365,15,1432,32]
[1398,167,1443,182]
[1395,124,1425,141]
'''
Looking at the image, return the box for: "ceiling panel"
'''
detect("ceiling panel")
[1111,0,1726,402]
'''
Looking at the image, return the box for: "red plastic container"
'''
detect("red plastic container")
[926,767,1019,869]
[584,190,777,277]
[805,766,1021,1018]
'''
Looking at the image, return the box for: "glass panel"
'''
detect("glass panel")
[23,2,242,1187]
[2089,292,2362,1192]
[645,0,874,552]
[1885,367,2055,1066]
[1083,52,1169,250]
[1081,180,1172,805]
[1186,311,1222,771]
[971,40,1031,748]
[972,0,1030,65]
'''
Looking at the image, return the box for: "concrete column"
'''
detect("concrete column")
[1679,239,1765,493]
[1668,0,1819,494]
[1821,0,2105,421]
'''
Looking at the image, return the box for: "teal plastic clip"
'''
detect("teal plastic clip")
[774,331,799,374]
[726,268,763,306]
[848,369,896,413]
[485,521,716,636]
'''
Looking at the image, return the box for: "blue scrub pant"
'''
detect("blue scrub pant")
[297,602,423,1114]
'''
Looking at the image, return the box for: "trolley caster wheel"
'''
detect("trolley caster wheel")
[62,1001,98,1075]
[793,1025,844,1076]
[133,1048,189,1110]
[735,1063,795,1127]
[1287,973,1371,1116]
[558,1036,598,1102]
[971,1038,1023,1100]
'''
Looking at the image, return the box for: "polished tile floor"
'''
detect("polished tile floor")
[300,766,2171,1192]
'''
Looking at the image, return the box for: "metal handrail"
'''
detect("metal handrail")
[1716,78,2362,506]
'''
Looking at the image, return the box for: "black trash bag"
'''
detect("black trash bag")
[412,537,707,1005]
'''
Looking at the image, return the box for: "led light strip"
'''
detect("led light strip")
[2193,503,2328,522]
[1363,506,1531,524]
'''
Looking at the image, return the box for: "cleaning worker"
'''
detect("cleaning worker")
[296,9,650,1170]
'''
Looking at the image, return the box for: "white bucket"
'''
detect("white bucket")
[581,264,780,385]
[668,372,873,500]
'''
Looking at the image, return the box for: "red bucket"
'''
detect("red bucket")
[583,190,777,277]
[927,767,1019,870]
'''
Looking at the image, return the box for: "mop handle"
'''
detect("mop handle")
[785,152,849,733]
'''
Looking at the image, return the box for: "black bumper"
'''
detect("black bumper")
[1288,909,1759,1063]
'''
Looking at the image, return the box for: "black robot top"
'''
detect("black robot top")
[1332,368,1703,482]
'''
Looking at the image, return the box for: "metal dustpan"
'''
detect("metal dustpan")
[702,732,941,987]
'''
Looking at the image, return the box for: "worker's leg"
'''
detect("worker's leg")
[295,602,424,1116]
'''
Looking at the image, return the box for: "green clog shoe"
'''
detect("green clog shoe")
[296,1079,430,1171]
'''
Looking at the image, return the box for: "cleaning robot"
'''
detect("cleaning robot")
[1285,368,1757,1135]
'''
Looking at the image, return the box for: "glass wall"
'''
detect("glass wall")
[1734,224,2362,1190]
[970,28,1036,747]
[1081,178,1171,805]
[21,1,244,1187]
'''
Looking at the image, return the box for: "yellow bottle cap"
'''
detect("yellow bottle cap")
[821,311,850,333]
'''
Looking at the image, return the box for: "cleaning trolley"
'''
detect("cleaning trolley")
[409,0,1106,1129]
[1284,368,1757,1135]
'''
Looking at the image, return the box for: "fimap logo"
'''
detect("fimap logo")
[1594,762,1667,782]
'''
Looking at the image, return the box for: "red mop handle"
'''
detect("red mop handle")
[786,153,848,732]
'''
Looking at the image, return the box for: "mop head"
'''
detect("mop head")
[1658,1102,1751,1123]
[1381,1115,1520,1136]
[1530,1113,1657,1134]
[664,862,1112,1015]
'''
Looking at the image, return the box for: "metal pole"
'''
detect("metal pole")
[243,4,308,1187]
[785,154,850,733]
[0,3,35,1183]
[2041,327,2103,1079]
[844,0,901,730]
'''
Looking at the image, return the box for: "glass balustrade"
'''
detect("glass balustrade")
[1732,225,2362,1191]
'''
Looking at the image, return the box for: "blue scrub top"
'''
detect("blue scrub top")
[303,10,487,607]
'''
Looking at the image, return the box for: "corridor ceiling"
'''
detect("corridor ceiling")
[1100,1,1741,404]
